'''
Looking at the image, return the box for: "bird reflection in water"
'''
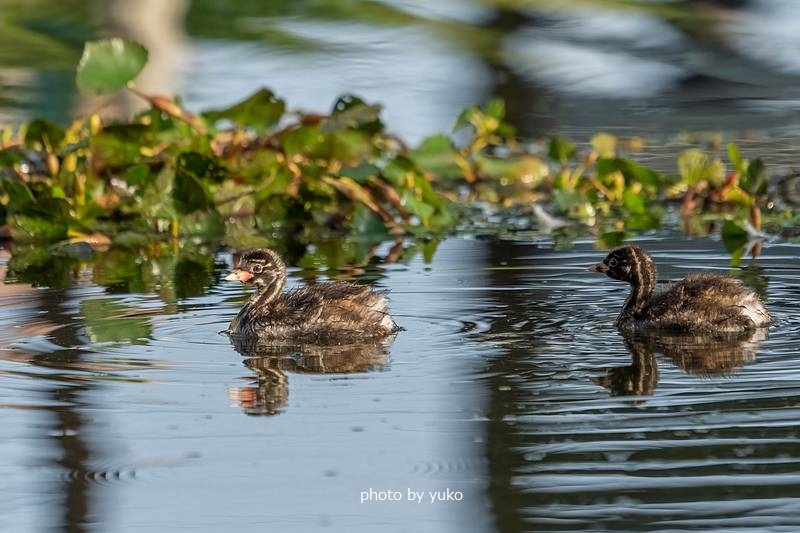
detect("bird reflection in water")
[228,337,393,416]
[594,329,767,398]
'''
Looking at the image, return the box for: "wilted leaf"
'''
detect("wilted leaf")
[76,38,148,95]
[719,186,753,207]
[591,133,617,158]
[322,176,394,226]
[678,148,725,186]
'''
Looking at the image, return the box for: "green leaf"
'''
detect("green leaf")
[409,134,461,179]
[24,119,65,151]
[0,178,36,208]
[625,162,661,187]
[721,220,748,253]
[280,125,325,156]
[324,95,383,134]
[740,158,767,197]
[91,124,151,167]
[548,137,576,165]
[339,163,380,185]
[728,142,742,172]
[25,196,72,220]
[6,246,76,288]
[125,163,155,188]
[173,156,212,214]
[597,231,629,249]
[318,130,373,162]
[179,210,225,237]
[484,98,506,120]
[622,189,646,214]
[203,88,286,131]
[9,213,69,240]
[352,203,390,238]
[552,188,582,212]
[76,38,149,95]
[453,105,479,132]
[625,212,661,231]
[0,148,22,167]
[176,152,228,184]
[402,190,435,222]
[596,158,661,187]
[383,156,417,188]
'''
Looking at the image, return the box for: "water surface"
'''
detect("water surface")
[2,235,800,531]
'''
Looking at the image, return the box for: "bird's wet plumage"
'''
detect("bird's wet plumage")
[226,249,398,342]
[589,245,771,333]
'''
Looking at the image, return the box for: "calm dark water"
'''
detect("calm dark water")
[2,235,800,531]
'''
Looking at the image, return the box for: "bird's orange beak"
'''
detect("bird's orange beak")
[225,269,254,283]
[588,262,608,273]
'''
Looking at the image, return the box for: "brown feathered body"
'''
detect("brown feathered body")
[589,245,771,333]
[226,249,398,342]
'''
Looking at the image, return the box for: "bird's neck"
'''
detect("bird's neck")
[249,276,285,310]
[621,254,657,318]
[623,279,653,316]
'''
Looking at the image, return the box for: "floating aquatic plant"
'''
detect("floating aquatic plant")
[0,38,792,275]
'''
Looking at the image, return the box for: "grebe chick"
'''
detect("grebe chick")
[588,245,771,333]
[225,249,398,342]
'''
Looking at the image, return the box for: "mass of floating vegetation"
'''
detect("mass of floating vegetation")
[0,38,797,280]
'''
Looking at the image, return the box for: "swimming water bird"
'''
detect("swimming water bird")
[225,249,398,342]
[588,245,771,332]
